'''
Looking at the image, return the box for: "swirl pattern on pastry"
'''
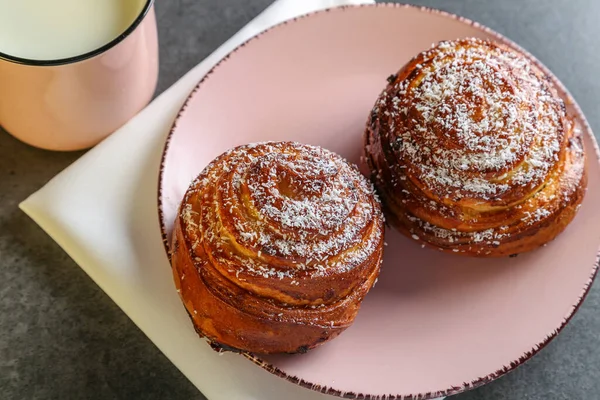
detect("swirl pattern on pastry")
[171,142,384,354]
[365,38,586,257]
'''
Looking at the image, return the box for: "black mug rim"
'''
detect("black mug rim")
[0,0,155,67]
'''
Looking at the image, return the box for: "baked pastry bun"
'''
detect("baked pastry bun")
[171,141,384,354]
[365,38,586,257]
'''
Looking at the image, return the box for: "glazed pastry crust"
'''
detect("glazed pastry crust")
[171,142,384,354]
[365,38,587,257]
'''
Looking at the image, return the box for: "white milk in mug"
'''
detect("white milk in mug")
[0,0,147,60]
[0,0,158,151]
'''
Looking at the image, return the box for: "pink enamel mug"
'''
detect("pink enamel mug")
[0,0,158,151]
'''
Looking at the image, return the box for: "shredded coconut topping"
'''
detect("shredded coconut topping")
[366,38,585,254]
[385,38,564,200]
[181,142,383,280]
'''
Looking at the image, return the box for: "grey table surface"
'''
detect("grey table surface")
[1,0,599,399]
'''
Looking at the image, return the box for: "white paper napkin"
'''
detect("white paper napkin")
[19,1,414,400]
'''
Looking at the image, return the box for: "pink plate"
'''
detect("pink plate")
[158,4,600,399]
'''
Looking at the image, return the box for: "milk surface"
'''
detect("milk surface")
[0,0,146,60]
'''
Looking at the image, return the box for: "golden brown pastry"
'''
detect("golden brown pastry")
[171,141,384,354]
[364,38,587,257]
